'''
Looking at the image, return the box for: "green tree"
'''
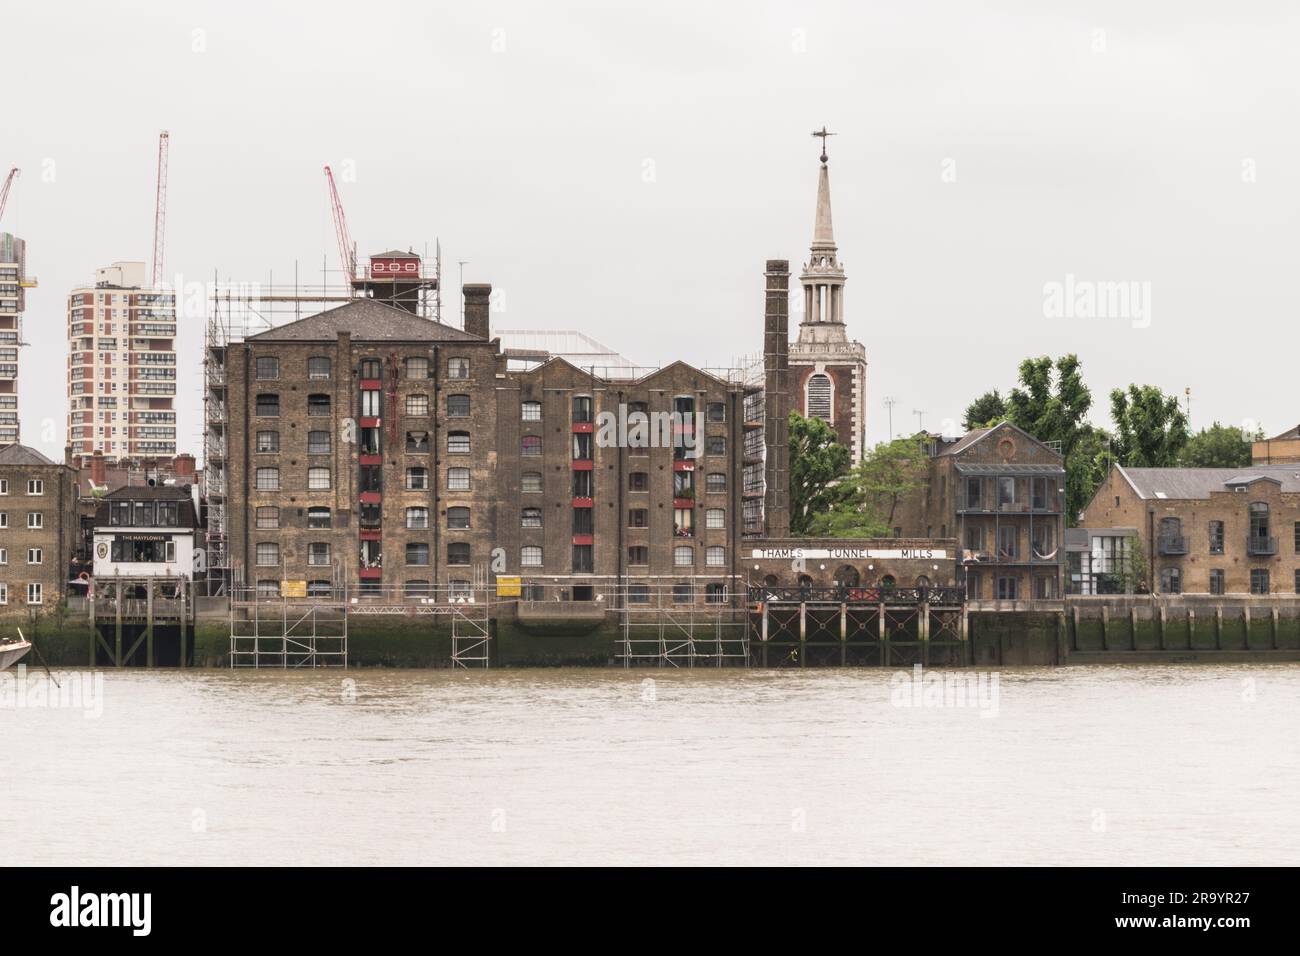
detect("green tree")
[788,411,851,536]
[962,389,1007,430]
[803,436,929,538]
[1066,426,1114,525]
[1178,421,1259,467]
[1109,384,1189,467]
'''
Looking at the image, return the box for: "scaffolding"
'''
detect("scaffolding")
[229,588,348,668]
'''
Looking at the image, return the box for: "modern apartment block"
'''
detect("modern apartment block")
[1078,463,1300,595]
[219,287,749,602]
[0,231,31,445]
[67,260,177,461]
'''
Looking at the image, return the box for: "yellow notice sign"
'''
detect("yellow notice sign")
[281,580,308,598]
[495,576,522,597]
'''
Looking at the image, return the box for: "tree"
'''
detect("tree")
[1109,384,1189,467]
[803,436,929,538]
[788,411,851,536]
[1065,426,1114,525]
[1179,421,1260,467]
[962,389,1007,430]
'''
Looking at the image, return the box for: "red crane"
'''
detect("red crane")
[151,132,169,289]
[324,165,356,287]
[0,167,18,225]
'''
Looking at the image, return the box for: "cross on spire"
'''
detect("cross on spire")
[811,126,835,164]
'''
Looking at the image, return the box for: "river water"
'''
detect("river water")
[4,664,1298,866]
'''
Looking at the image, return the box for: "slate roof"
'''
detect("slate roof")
[247,300,482,343]
[1119,465,1300,499]
[0,444,57,466]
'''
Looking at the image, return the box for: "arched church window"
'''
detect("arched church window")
[806,373,833,421]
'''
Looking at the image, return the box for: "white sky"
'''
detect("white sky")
[2,0,1297,461]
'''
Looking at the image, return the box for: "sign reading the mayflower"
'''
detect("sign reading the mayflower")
[750,547,948,561]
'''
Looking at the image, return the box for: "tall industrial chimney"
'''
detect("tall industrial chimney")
[763,260,790,538]
[463,283,491,340]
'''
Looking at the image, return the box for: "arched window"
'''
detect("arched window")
[521,435,542,456]
[834,565,860,588]
[806,373,833,421]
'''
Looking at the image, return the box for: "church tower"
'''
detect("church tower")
[790,130,869,460]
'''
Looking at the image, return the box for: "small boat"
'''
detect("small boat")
[0,636,32,672]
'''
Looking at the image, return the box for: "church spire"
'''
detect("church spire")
[811,127,836,252]
[799,128,846,332]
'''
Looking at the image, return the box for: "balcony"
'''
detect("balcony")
[1248,535,1278,556]
[1157,534,1188,555]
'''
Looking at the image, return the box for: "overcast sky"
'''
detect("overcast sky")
[3,0,1297,461]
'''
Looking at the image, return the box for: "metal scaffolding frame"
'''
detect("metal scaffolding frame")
[229,589,348,668]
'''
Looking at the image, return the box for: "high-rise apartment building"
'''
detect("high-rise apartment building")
[0,232,29,445]
[67,261,177,461]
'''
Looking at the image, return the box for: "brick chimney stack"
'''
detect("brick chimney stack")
[173,453,196,479]
[90,449,107,487]
[463,283,492,340]
[763,260,790,538]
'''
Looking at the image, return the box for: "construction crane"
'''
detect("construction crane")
[324,165,356,289]
[151,131,169,289]
[0,167,18,225]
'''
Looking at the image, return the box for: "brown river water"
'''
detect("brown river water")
[4,664,1298,865]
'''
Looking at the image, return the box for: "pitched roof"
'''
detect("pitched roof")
[104,484,194,500]
[247,299,482,343]
[1266,424,1300,441]
[1119,464,1300,499]
[0,444,57,466]
[937,427,992,457]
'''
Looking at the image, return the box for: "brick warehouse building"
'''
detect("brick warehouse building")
[1078,463,1300,595]
[222,286,751,602]
[0,443,79,613]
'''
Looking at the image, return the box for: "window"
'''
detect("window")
[133,501,155,527]
[705,583,727,604]
[402,467,428,491]
[998,477,1016,507]
[308,467,331,490]
[307,430,331,455]
[256,393,279,416]
[307,542,330,566]
[255,506,279,530]
[629,472,648,492]
[965,477,983,509]
[706,435,726,456]
[361,390,381,417]
[254,580,280,597]
[572,395,593,423]
[806,373,832,420]
[674,508,693,537]
[406,431,429,454]
[308,356,331,379]
[521,507,542,528]
[0,479,6,494]
[447,431,470,454]
[406,543,430,566]
[0,549,5,565]
[27,512,41,530]
[447,507,470,530]
[521,400,542,421]
[406,507,429,529]
[1160,567,1182,594]
[27,583,42,605]
[1250,502,1270,539]
[572,544,593,572]
[360,427,381,454]
[521,546,543,567]
[446,394,470,417]
[447,357,470,379]
[672,582,693,605]
[1209,569,1225,595]
[447,467,470,491]
[706,473,726,494]
[405,356,429,380]
[307,507,331,529]
[360,465,381,494]
[628,546,648,566]
[27,548,42,565]
[256,430,279,453]
[307,393,331,416]
[0,513,5,529]
[521,435,542,457]
[706,402,726,423]
[572,433,593,460]
[1250,568,1270,595]
[447,543,470,566]
[706,546,726,567]
[404,580,432,598]
[628,508,648,528]
[998,526,1018,559]
[255,356,279,380]
[1208,520,1225,555]
[0,583,5,604]
[26,479,42,495]
[359,358,381,379]
[572,471,592,497]
[706,508,725,530]
[627,584,650,604]
[256,542,280,566]
[997,577,1019,600]
[308,581,334,598]
[674,545,694,567]
[573,508,593,535]
[406,394,430,416]
[522,472,543,493]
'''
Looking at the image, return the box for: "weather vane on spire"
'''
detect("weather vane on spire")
[811,126,836,164]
